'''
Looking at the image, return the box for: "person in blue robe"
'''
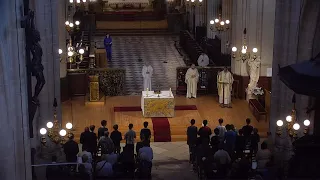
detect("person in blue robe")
[104,34,112,61]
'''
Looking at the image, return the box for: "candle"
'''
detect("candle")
[169,88,171,92]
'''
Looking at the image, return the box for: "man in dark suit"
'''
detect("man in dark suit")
[88,125,98,156]
[98,120,108,140]
[80,127,91,151]
[63,133,79,162]
[241,118,254,142]
[140,121,151,143]
[187,119,198,163]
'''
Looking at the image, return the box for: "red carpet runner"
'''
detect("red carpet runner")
[113,105,197,142]
[151,117,171,142]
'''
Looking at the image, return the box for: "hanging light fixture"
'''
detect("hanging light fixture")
[210,13,230,33]
[67,39,86,69]
[65,20,80,33]
[186,0,202,7]
[276,94,310,137]
[231,28,258,62]
[39,98,74,144]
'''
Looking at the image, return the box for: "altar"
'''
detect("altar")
[141,91,175,118]
[103,0,150,9]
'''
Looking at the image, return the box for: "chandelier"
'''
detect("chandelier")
[231,28,258,62]
[209,14,230,33]
[186,0,203,6]
[69,0,87,3]
[67,40,85,69]
[65,20,80,34]
[276,95,311,137]
[39,98,73,144]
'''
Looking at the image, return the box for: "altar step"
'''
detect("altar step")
[95,29,174,36]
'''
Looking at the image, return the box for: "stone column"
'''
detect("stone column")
[221,0,232,54]
[32,0,62,145]
[59,0,67,78]
[195,1,205,27]
[186,2,192,32]
[0,0,32,179]
[270,0,320,136]
[207,0,221,39]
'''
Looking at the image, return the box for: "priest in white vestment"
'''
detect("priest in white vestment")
[185,64,199,98]
[142,62,153,91]
[217,67,234,107]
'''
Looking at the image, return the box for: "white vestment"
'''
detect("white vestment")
[197,54,209,67]
[217,70,234,105]
[142,65,153,91]
[185,68,199,98]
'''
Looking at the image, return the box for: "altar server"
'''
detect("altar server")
[185,64,199,98]
[142,62,153,91]
[104,34,112,61]
[217,67,234,108]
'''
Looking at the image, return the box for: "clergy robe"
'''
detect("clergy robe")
[104,37,112,61]
[142,65,153,91]
[185,68,199,98]
[217,70,234,105]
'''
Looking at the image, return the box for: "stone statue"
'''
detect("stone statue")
[246,57,261,100]
[27,11,46,105]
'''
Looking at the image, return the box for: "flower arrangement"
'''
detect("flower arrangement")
[252,87,264,96]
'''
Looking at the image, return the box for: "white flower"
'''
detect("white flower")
[252,87,264,95]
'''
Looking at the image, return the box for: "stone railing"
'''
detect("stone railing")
[67,68,126,97]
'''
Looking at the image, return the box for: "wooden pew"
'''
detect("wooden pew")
[249,99,267,122]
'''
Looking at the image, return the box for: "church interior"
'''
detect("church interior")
[1,0,320,179]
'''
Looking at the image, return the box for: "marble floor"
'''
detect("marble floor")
[94,35,186,95]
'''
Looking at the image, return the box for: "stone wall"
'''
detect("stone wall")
[28,0,62,147]
[0,0,63,178]
[270,0,320,136]
[0,0,32,179]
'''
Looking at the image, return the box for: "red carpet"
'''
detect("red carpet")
[114,105,197,112]
[151,117,171,142]
[114,105,197,142]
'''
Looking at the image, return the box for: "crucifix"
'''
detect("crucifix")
[21,9,46,138]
